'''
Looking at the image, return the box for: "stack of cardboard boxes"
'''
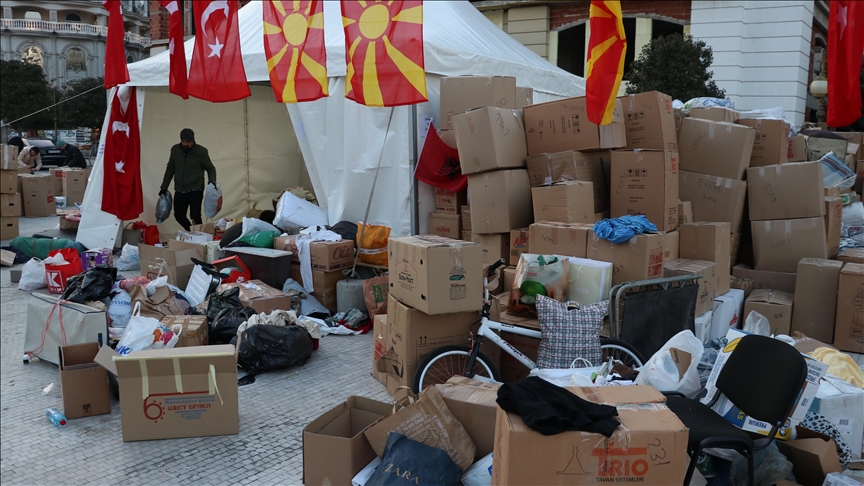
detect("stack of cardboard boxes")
[50,167,91,206]
[1,146,22,239]
[273,234,353,313]
[428,188,466,241]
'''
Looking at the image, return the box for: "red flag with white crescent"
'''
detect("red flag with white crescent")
[102,88,143,220]
[102,0,131,88]
[188,0,250,102]
[159,0,188,99]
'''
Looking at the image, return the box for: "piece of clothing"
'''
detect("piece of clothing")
[497,376,620,437]
[63,144,87,168]
[160,143,216,193]
[18,150,41,171]
[593,215,658,244]
[296,230,342,293]
[173,189,204,231]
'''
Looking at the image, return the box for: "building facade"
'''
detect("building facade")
[0,0,151,87]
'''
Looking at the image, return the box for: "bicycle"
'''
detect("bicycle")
[412,259,645,393]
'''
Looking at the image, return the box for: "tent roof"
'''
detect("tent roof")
[129,1,585,97]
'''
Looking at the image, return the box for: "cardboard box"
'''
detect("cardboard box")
[730,232,741,266]
[732,264,797,294]
[509,228,529,266]
[737,118,789,166]
[678,171,748,232]
[20,174,55,217]
[825,197,842,259]
[689,106,740,123]
[0,193,21,217]
[492,386,687,485]
[216,280,292,314]
[58,209,80,231]
[95,345,239,442]
[806,136,848,161]
[663,229,680,263]
[678,118,755,179]
[176,231,213,244]
[434,189,466,214]
[461,206,471,231]
[1,216,19,239]
[744,289,794,335]
[792,259,843,343]
[788,135,807,162]
[587,231,666,285]
[619,91,678,152]
[529,221,591,258]
[439,75,516,129]
[776,427,842,486]
[388,235,482,314]
[61,169,87,206]
[437,377,501,459]
[835,263,864,353]
[664,259,717,316]
[823,473,863,486]
[59,343,111,420]
[302,396,392,486]
[50,167,65,196]
[610,150,679,232]
[710,289,746,341]
[161,316,209,347]
[679,222,731,295]
[289,266,349,312]
[428,212,462,239]
[523,96,626,155]
[813,374,864,460]
[503,267,516,292]
[470,233,510,265]
[0,170,18,195]
[372,315,388,386]
[531,181,595,225]
[273,235,352,271]
[525,150,610,212]
[467,169,533,234]
[453,107,527,175]
[515,86,533,110]
[1,145,17,170]
[838,248,864,264]
[678,200,692,225]
[138,240,204,289]
[836,131,864,159]
[747,162,825,221]
[751,217,828,272]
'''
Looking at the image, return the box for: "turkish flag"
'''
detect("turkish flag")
[414,123,466,192]
[188,0,250,102]
[828,0,864,127]
[102,0,130,88]
[102,88,144,221]
[159,0,188,99]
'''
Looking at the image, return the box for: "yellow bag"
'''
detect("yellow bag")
[358,223,390,266]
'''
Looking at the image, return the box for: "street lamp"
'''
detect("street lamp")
[810,48,828,125]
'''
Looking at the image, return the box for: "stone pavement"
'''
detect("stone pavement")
[0,216,390,486]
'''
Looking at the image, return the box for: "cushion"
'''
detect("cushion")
[536,295,608,369]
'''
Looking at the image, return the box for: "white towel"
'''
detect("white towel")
[296,230,342,293]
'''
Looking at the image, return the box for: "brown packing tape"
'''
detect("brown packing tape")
[467,112,476,136]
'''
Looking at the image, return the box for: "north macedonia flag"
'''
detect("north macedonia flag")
[586,0,626,125]
[264,0,328,103]
[342,0,427,107]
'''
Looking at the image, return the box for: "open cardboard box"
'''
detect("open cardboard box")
[59,343,111,419]
[776,426,841,486]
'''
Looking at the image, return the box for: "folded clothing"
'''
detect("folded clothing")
[593,215,658,244]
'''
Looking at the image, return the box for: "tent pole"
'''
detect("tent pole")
[410,104,418,236]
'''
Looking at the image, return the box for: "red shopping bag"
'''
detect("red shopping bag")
[142,225,160,246]
[45,248,83,294]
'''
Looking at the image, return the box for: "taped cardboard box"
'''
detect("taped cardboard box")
[814,374,864,461]
[20,174,55,217]
[493,386,688,485]
[732,264,797,294]
[531,181,595,225]
[751,217,828,273]
[58,208,80,231]
[162,316,209,347]
[273,235,352,271]
[453,107,527,175]
[664,259,717,316]
[436,377,501,460]
[0,169,16,194]
[523,96,626,155]
[515,86,533,110]
[678,118,755,179]
[428,212,461,239]
[469,232,509,265]
[525,150,610,213]
[678,200,692,225]
[747,162,825,221]
[689,106,740,123]
[744,289,794,336]
[0,193,21,217]
[776,427,842,486]
[825,197,842,259]
[509,228,529,266]
[439,75,516,130]
[788,135,807,162]
[138,240,204,289]
[59,343,111,420]
[619,91,678,152]
[663,229,680,263]
[737,118,789,166]
[678,171,747,232]
[792,259,843,344]
[216,280,292,314]
[467,169,533,234]
[62,169,88,206]
[610,149,679,232]
[587,231,666,285]
[1,145,17,170]
[529,221,592,258]
[680,222,731,295]
[0,216,19,239]
[434,188,467,214]
[835,263,864,353]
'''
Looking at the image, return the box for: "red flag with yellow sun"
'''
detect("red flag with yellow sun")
[264,0,328,103]
[586,0,627,126]
[341,0,427,107]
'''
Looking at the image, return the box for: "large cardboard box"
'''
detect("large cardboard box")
[61,169,88,206]
[273,235,353,271]
[825,197,842,259]
[529,221,591,258]
[792,259,843,343]
[515,86,533,110]
[439,75,516,129]
[587,231,666,285]
[610,150,679,232]
[302,396,392,486]
[678,200,692,225]
[434,188,467,214]
[664,259,717,316]
[751,217,828,272]
[216,280,292,314]
[732,264,797,294]
[747,162,824,221]
[836,131,864,159]
[531,181,595,225]
[50,167,65,195]
[0,169,16,194]
[1,216,20,239]
[467,169,533,234]
[20,174,55,217]
[838,248,864,264]
[469,233,510,265]
[428,212,462,239]
[619,91,678,152]
[0,193,21,217]
[509,228,529,266]
[437,377,501,459]
[678,118,755,179]
[744,289,794,335]
[737,118,789,166]
[679,222,732,295]
[525,150,610,212]
[289,265,349,312]
[678,171,747,232]
[492,386,688,485]
[1,145,17,170]
[95,345,239,442]
[663,229,680,263]
[689,106,740,123]
[138,240,204,289]
[787,135,807,162]
[523,97,626,155]
[835,263,864,353]
[806,136,848,161]
[453,107,527,175]
[388,235,483,314]
[461,205,471,231]
[776,428,842,486]
[813,374,864,460]
[59,343,111,420]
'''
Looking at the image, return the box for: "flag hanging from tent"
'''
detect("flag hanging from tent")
[102,88,144,221]
[188,0,251,102]
[102,0,131,88]
[415,123,466,192]
[827,0,864,127]
[159,0,188,99]
[263,0,328,103]
[585,0,626,126]
[341,0,427,107]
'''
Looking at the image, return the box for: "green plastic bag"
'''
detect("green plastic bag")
[232,230,280,249]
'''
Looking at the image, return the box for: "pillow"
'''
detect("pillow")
[536,295,608,369]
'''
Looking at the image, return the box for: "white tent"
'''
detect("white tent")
[77,1,585,249]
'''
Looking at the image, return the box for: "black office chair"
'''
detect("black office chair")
[663,334,807,486]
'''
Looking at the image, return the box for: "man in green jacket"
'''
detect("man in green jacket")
[159,128,217,231]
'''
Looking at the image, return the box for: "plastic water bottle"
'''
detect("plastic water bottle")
[46,408,67,427]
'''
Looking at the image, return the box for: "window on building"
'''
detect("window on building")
[127,55,134,63]
[557,23,587,78]
[21,46,43,67]
[651,20,684,41]
[24,10,42,21]
[66,12,81,22]
[66,48,86,72]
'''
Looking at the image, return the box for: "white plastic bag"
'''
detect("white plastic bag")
[273,191,328,230]
[529,367,599,387]
[108,289,132,328]
[115,243,140,271]
[461,452,494,486]
[145,275,168,296]
[115,303,181,356]
[743,310,770,336]
[204,181,223,219]
[237,217,281,242]
[634,330,704,398]
[18,258,47,290]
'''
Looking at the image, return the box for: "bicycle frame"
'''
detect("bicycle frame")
[471,316,540,374]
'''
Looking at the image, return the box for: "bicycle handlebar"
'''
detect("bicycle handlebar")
[486,258,506,279]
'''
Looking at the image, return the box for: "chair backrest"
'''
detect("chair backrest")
[715,334,807,426]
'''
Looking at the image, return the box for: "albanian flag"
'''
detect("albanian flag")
[102,1,131,88]
[159,0,188,99]
[341,0,427,107]
[102,88,143,221]
[264,0,328,103]
[586,0,626,126]
[415,123,466,192]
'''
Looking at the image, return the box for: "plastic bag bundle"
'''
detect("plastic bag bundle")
[116,303,181,356]
[358,223,390,266]
[204,182,223,219]
[115,243,140,271]
[18,258,47,290]
[108,289,132,328]
[231,324,313,382]
[273,191,328,230]
[155,191,172,224]
[634,330,704,398]
[683,97,734,110]
[210,306,256,345]
[60,265,118,304]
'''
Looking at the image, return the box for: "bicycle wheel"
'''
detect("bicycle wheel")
[600,338,645,369]
[412,345,500,394]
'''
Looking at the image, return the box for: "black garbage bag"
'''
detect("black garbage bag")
[231,324,313,385]
[330,221,358,248]
[61,265,117,304]
[210,306,255,345]
[206,287,243,323]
